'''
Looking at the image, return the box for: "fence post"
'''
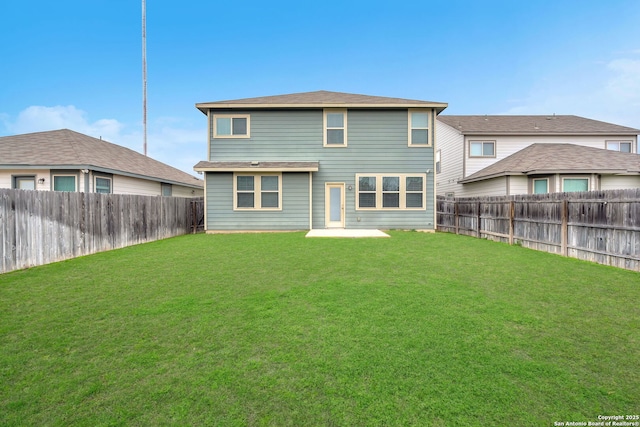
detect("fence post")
[476,201,481,238]
[509,200,514,245]
[454,201,459,235]
[561,199,568,256]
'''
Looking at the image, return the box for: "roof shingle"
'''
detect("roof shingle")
[0,129,203,188]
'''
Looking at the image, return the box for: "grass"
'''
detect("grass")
[0,231,638,426]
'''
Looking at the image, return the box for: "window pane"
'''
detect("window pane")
[96,177,111,194]
[533,179,548,194]
[563,179,588,192]
[411,112,429,128]
[261,192,278,208]
[216,117,231,135]
[54,176,76,192]
[237,193,254,208]
[16,178,35,190]
[406,176,423,191]
[359,193,376,208]
[411,129,428,145]
[382,177,399,191]
[359,176,376,191]
[330,187,341,221]
[383,193,399,208]
[237,176,254,191]
[621,142,631,153]
[607,141,618,150]
[261,176,278,191]
[406,193,423,208]
[327,129,344,144]
[161,183,172,196]
[327,113,344,128]
[483,142,495,156]
[470,142,483,156]
[232,117,247,135]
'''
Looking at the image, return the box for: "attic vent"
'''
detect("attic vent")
[251,161,260,166]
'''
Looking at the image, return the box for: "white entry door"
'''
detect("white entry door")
[325,183,345,228]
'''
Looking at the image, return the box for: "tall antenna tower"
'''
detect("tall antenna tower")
[142,0,147,156]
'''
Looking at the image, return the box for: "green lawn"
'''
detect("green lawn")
[1,232,638,426]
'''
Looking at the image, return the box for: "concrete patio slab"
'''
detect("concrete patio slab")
[305,229,390,238]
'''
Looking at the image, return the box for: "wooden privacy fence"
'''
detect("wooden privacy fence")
[0,189,204,274]
[437,189,640,272]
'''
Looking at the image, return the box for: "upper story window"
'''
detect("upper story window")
[469,140,495,157]
[606,141,632,153]
[214,114,250,138]
[323,109,347,147]
[409,110,430,146]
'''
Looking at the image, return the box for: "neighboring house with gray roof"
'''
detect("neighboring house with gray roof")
[194,90,447,232]
[435,115,640,197]
[0,129,203,197]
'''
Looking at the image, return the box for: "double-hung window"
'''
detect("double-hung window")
[234,173,281,210]
[323,109,347,146]
[469,140,495,157]
[356,174,426,210]
[409,110,430,146]
[606,141,632,153]
[214,114,250,138]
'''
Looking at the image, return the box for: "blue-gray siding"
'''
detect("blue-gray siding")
[206,172,309,230]
[208,109,436,230]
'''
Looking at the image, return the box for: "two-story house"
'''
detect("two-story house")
[436,115,640,197]
[194,91,447,232]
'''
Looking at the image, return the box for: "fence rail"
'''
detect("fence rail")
[437,189,640,272]
[1,189,204,274]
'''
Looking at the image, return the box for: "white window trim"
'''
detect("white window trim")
[94,176,112,194]
[561,176,590,192]
[213,114,251,139]
[469,140,496,158]
[52,174,78,192]
[408,109,431,147]
[233,172,283,211]
[605,140,633,153]
[532,178,549,194]
[355,173,426,210]
[323,108,347,147]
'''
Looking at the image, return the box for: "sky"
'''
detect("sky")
[2,0,640,176]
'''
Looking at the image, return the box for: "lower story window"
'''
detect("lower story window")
[161,183,172,196]
[53,175,76,192]
[562,177,589,192]
[356,174,426,210]
[234,173,282,210]
[533,178,549,194]
[95,177,112,194]
[13,176,36,190]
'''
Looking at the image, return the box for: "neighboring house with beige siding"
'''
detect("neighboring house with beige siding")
[436,115,640,197]
[0,129,203,196]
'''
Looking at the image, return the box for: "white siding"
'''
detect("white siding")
[600,175,640,190]
[172,185,203,198]
[113,175,162,195]
[0,169,51,191]
[435,122,465,197]
[461,177,508,197]
[508,176,529,195]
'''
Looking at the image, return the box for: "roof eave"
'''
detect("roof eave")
[196,102,448,114]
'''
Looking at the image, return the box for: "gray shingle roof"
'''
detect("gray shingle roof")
[0,129,203,188]
[438,115,640,135]
[461,143,640,183]
[196,90,448,113]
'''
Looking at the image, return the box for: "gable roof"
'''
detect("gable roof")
[438,115,640,136]
[196,90,448,113]
[461,143,640,183]
[0,129,203,188]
